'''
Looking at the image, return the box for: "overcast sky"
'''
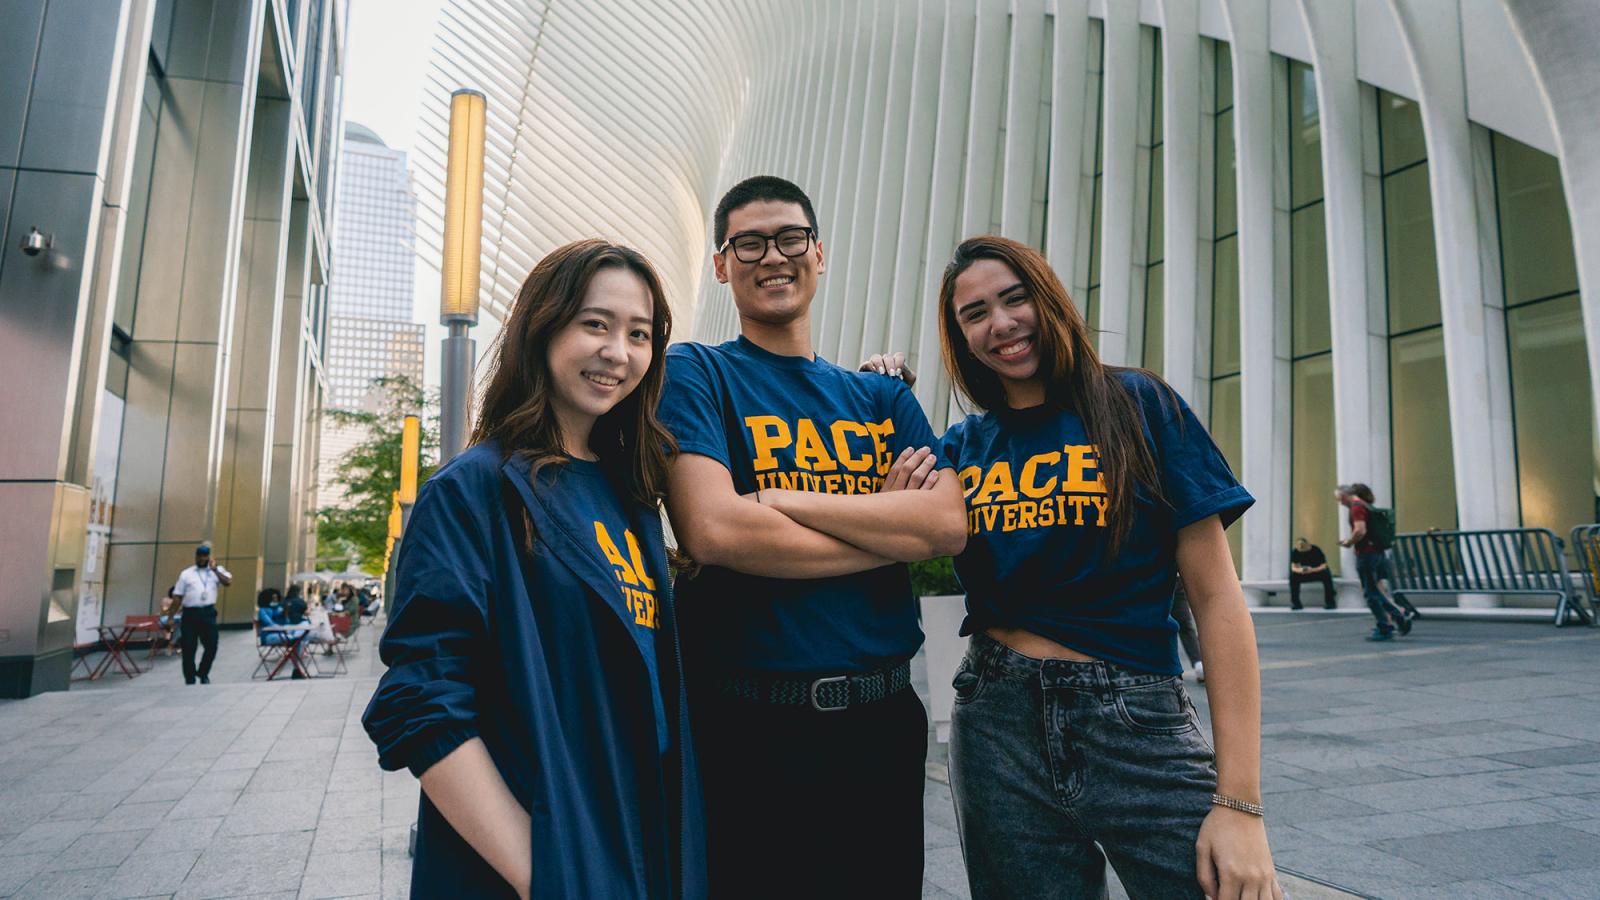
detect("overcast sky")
[342,0,493,393]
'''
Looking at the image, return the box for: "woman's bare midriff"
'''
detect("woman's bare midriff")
[984,626,1099,663]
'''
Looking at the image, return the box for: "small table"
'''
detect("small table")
[260,625,314,679]
[90,619,161,680]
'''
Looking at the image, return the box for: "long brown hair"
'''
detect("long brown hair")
[472,239,675,506]
[937,235,1169,554]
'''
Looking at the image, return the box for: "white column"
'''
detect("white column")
[1386,0,1519,545]
[1096,0,1141,365]
[1221,0,1291,598]
[1296,0,1385,606]
[1042,0,1092,292]
[1156,0,1204,407]
[1501,0,1600,465]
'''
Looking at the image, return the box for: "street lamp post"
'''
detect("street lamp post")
[398,413,419,531]
[439,89,486,462]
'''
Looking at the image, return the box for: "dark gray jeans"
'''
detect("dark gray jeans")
[948,634,1216,899]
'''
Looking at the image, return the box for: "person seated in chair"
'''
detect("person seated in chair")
[1289,538,1337,610]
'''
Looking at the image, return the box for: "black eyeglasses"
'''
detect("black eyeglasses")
[718,226,815,263]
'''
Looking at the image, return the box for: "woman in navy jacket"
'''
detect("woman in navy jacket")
[363,240,705,899]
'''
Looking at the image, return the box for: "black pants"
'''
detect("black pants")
[181,605,218,682]
[1289,571,1336,609]
[692,682,928,899]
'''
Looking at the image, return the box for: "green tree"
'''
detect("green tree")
[317,375,440,574]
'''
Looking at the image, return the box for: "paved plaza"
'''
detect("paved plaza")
[1,613,1598,898]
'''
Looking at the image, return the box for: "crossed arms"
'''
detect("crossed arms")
[666,447,967,579]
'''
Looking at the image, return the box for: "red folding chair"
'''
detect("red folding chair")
[252,619,289,680]
[71,641,101,680]
[124,615,162,667]
[91,619,142,679]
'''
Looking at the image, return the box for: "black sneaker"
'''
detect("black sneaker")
[1397,614,1413,636]
[1367,628,1394,642]
[199,675,211,684]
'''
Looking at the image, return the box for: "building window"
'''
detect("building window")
[1287,59,1338,572]
[1378,90,1455,532]
[1208,40,1242,573]
[1492,133,1594,534]
[1082,21,1106,332]
[1141,30,1164,374]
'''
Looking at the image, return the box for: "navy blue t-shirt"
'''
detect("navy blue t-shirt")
[659,337,946,674]
[552,459,670,753]
[940,371,1253,674]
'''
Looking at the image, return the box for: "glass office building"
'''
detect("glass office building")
[318,124,426,511]
[433,0,1596,611]
[0,0,347,695]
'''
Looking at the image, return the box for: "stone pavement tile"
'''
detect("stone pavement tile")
[0,853,56,895]
[43,828,151,871]
[324,768,378,795]
[1382,879,1537,899]
[266,737,338,763]
[378,824,411,858]
[297,850,380,898]
[189,766,255,794]
[176,831,312,899]
[1500,713,1600,743]
[1495,866,1600,900]
[0,791,72,830]
[379,850,410,900]
[1260,824,1325,852]
[318,788,379,821]
[79,768,155,795]
[1294,811,1457,844]
[1374,823,1596,880]
[1386,756,1523,777]
[924,819,960,850]
[1257,789,1385,826]
[95,848,203,898]
[1261,772,1317,795]
[218,790,323,837]
[246,760,331,795]
[47,791,133,822]
[379,791,417,827]
[1562,818,1600,837]
[1417,798,1571,831]
[1405,730,1583,760]
[87,801,177,833]
[1495,763,1600,796]
[922,885,964,900]
[168,789,242,820]
[1531,791,1600,818]
[1271,844,1447,897]
[9,865,120,900]
[124,775,201,805]
[1486,743,1600,768]
[139,816,224,852]
[1323,770,1557,813]
[210,749,268,771]
[923,845,970,899]
[1412,674,1594,703]
[1286,713,1420,736]
[1284,765,1420,788]
[311,814,382,855]
[1,819,95,857]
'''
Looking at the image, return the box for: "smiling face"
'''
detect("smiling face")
[950,258,1045,407]
[712,199,824,329]
[545,266,656,457]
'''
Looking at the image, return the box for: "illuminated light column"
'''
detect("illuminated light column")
[438,89,486,461]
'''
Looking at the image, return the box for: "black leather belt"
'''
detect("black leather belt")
[720,659,912,712]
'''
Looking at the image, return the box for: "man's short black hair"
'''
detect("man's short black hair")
[713,176,820,248]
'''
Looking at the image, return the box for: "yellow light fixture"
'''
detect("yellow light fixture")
[399,414,420,505]
[388,490,403,541]
[440,89,486,324]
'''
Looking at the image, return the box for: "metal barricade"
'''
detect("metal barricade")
[1569,524,1600,618]
[1388,528,1594,627]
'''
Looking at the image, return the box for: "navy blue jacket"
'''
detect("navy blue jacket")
[362,442,706,899]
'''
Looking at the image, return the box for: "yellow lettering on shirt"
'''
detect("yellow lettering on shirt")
[746,415,792,472]
[593,522,639,586]
[792,419,838,472]
[831,420,873,472]
[593,522,657,629]
[962,445,1113,536]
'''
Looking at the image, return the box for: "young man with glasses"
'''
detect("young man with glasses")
[659,176,967,897]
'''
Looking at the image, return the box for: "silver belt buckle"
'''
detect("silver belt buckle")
[809,674,849,712]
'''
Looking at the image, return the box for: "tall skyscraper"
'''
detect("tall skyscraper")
[0,0,348,694]
[319,123,427,511]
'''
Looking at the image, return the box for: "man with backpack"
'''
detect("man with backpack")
[1336,483,1414,641]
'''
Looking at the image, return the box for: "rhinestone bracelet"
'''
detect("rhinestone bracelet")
[1210,793,1265,817]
